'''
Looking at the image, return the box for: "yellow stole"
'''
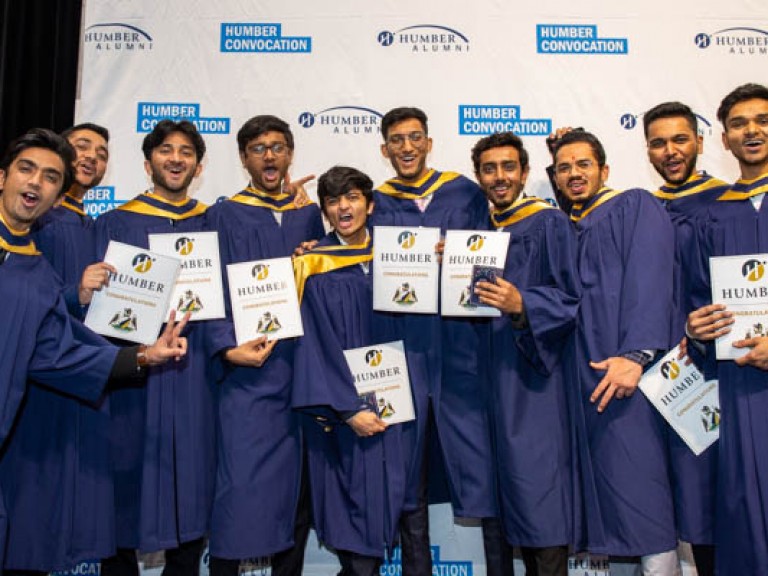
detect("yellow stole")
[293,237,373,303]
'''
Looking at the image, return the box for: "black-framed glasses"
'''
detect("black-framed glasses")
[248,143,289,156]
[555,159,596,175]
[386,131,426,148]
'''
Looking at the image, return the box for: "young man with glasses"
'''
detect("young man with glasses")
[206,115,324,576]
[552,130,680,575]
[371,107,512,576]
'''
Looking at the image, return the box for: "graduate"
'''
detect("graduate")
[684,83,768,576]
[292,166,407,576]
[370,107,507,575]
[470,133,580,576]
[642,103,729,576]
[95,120,215,574]
[0,123,118,573]
[205,115,324,576]
[0,128,189,572]
[551,130,678,573]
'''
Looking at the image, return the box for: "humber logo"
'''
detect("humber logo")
[459,105,552,137]
[298,106,382,136]
[365,349,383,367]
[398,231,417,249]
[377,24,469,53]
[467,234,485,252]
[742,259,765,282]
[660,360,681,380]
[137,102,230,134]
[175,237,194,256]
[620,114,637,130]
[83,186,125,217]
[694,27,768,55]
[220,23,311,53]
[252,264,270,280]
[536,24,628,54]
[132,253,154,273]
[84,23,153,52]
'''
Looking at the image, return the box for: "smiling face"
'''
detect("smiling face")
[380,118,433,183]
[722,98,768,180]
[240,131,293,194]
[66,128,109,194]
[323,188,373,245]
[144,131,202,200]
[476,145,529,210]
[554,141,609,204]
[0,147,66,230]
[646,116,702,185]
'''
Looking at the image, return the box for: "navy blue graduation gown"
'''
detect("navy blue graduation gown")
[293,234,407,557]
[370,169,495,516]
[0,199,114,570]
[572,189,676,556]
[653,173,728,547]
[487,201,581,548]
[0,249,117,570]
[205,194,324,559]
[95,199,216,552]
[693,177,768,575]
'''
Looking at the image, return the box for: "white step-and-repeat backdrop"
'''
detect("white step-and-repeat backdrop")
[69,0,768,574]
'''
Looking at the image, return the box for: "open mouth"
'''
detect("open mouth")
[337,213,354,227]
[262,167,280,183]
[663,158,683,171]
[166,164,185,178]
[20,191,40,208]
[77,161,96,177]
[744,138,765,153]
[567,179,588,195]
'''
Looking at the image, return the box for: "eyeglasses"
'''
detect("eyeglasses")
[248,143,289,156]
[386,131,427,149]
[555,159,597,175]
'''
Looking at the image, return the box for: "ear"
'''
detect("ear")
[144,159,152,178]
[0,169,5,189]
[380,142,390,160]
[425,137,433,155]
[367,199,375,216]
[600,163,610,184]
[520,165,531,187]
[193,162,203,178]
[239,150,247,166]
[696,134,704,155]
[721,131,731,152]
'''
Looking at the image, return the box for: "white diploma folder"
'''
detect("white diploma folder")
[441,229,510,317]
[227,256,303,344]
[85,240,181,345]
[344,340,415,425]
[149,231,225,321]
[373,225,440,314]
[639,345,719,456]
